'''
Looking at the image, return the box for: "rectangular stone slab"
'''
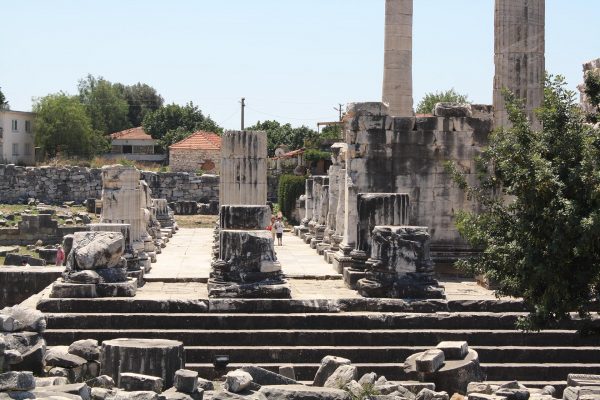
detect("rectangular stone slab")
[568,374,600,387]
[436,341,469,360]
[415,349,445,373]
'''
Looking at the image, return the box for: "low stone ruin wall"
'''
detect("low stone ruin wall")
[0,266,63,307]
[0,164,220,204]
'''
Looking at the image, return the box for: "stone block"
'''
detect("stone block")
[563,386,600,400]
[223,370,252,393]
[120,373,164,394]
[174,369,198,394]
[279,365,296,381]
[45,346,88,368]
[239,365,297,385]
[568,374,600,387]
[101,339,184,388]
[415,349,445,373]
[70,231,125,270]
[324,365,358,389]
[258,385,350,400]
[69,339,100,361]
[313,356,351,387]
[0,371,35,391]
[220,205,271,230]
[436,341,468,360]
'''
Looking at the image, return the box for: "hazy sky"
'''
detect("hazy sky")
[1,1,599,130]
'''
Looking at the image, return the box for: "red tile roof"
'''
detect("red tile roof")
[169,131,221,150]
[110,127,154,141]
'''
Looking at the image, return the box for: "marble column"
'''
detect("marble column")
[382,0,413,117]
[493,0,545,128]
[100,165,152,272]
[208,205,290,298]
[297,177,314,238]
[219,130,268,206]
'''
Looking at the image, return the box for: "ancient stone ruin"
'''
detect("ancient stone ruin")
[100,165,155,273]
[49,231,137,298]
[209,131,290,298]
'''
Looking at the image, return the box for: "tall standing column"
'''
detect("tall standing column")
[382,0,413,117]
[494,0,545,129]
[219,130,268,206]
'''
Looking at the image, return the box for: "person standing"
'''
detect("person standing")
[274,218,284,246]
[55,245,65,266]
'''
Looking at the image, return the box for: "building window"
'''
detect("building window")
[25,143,32,156]
[12,143,19,156]
[11,120,18,132]
[25,120,31,133]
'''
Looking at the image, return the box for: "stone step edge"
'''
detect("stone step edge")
[36,297,531,313]
[43,328,585,333]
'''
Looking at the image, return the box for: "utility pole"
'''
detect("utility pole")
[334,103,343,121]
[241,97,246,130]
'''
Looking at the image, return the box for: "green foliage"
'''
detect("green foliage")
[304,149,330,162]
[416,88,469,114]
[246,120,318,156]
[114,82,164,127]
[277,175,306,222]
[118,158,136,167]
[348,383,380,400]
[584,70,600,122]
[159,127,194,151]
[34,93,98,158]
[78,75,131,134]
[143,102,222,151]
[0,86,8,110]
[447,75,600,331]
[320,124,343,140]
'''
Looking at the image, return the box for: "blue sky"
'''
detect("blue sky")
[1,1,598,129]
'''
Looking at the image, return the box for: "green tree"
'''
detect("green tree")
[584,70,600,122]
[78,74,131,134]
[447,75,600,330]
[114,82,164,127]
[34,93,100,158]
[0,87,8,110]
[142,102,222,150]
[246,120,318,156]
[416,88,469,114]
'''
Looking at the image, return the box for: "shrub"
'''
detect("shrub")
[277,175,306,223]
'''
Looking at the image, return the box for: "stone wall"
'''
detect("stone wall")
[0,266,63,307]
[0,164,219,204]
[169,149,221,174]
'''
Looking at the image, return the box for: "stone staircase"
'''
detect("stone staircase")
[37,297,600,390]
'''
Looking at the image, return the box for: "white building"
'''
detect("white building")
[0,110,36,165]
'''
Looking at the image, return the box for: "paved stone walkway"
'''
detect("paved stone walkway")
[143,228,501,300]
[145,228,213,281]
[146,228,337,281]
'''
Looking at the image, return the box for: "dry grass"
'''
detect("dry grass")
[174,214,218,229]
[37,156,167,172]
[0,245,40,266]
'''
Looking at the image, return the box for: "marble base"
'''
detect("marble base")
[207,279,291,299]
[50,278,137,298]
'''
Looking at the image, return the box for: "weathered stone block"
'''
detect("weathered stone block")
[219,206,271,230]
[120,373,164,394]
[436,341,468,360]
[173,369,198,394]
[415,349,445,373]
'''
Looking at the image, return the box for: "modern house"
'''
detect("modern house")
[108,127,165,163]
[169,131,221,173]
[0,110,36,165]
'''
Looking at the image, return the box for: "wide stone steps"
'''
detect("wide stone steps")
[181,346,600,364]
[40,306,600,386]
[182,362,600,382]
[43,328,600,347]
[43,312,595,331]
